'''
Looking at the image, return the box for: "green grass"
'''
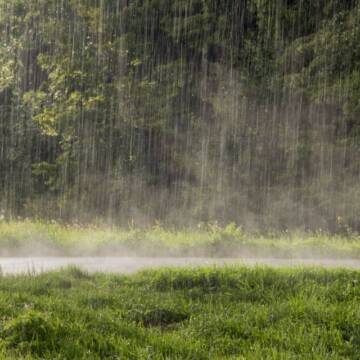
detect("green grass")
[0,266,359,359]
[0,220,360,258]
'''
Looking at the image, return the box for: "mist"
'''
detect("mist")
[0,0,359,233]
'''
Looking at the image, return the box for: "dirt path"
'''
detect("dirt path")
[0,257,359,274]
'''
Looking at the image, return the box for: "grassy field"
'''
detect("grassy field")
[0,220,359,258]
[0,266,358,359]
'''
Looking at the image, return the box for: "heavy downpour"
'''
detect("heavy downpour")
[0,1,360,358]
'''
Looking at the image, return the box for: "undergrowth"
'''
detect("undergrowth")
[0,267,358,358]
[0,220,359,258]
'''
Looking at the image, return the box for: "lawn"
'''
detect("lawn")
[0,220,360,258]
[0,266,359,359]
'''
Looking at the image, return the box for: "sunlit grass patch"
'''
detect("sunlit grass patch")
[0,220,359,258]
[0,266,358,359]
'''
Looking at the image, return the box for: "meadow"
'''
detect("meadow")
[0,220,359,258]
[0,266,358,359]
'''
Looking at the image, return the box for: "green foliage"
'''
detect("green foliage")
[2,311,61,357]
[0,267,359,358]
[130,307,189,328]
[0,220,359,258]
[1,0,360,230]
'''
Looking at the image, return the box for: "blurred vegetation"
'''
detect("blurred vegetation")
[0,220,359,258]
[0,266,359,358]
[0,0,360,231]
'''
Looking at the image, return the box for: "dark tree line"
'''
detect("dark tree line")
[0,0,360,231]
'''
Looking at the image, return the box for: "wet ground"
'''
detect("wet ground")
[0,257,359,274]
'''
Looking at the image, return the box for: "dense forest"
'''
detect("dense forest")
[0,0,359,231]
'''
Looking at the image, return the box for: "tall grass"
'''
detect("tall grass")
[0,266,358,358]
[0,220,359,257]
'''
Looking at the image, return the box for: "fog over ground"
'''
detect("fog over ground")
[1,257,360,275]
[1,1,360,233]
